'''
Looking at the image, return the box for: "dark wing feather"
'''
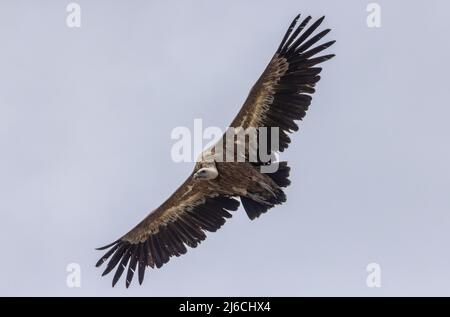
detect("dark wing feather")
[96,176,240,287]
[230,15,335,159]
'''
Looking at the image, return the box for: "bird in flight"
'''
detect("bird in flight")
[96,13,335,287]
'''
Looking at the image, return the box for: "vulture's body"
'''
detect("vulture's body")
[96,13,335,287]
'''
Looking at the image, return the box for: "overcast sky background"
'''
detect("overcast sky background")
[1,0,449,296]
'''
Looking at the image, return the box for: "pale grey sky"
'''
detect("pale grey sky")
[1,0,449,296]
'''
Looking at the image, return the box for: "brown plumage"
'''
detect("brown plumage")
[96,13,335,287]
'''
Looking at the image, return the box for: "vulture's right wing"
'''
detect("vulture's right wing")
[96,176,240,287]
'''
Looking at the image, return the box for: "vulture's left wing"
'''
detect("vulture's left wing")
[229,14,335,159]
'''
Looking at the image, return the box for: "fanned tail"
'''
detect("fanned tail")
[241,162,290,220]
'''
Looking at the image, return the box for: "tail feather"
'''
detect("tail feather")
[241,162,291,220]
[241,196,269,220]
[265,161,291,188]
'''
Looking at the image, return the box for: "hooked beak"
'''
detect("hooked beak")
[193,171,203,180]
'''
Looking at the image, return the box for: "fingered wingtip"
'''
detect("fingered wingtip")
[96,239,120,250]
[95,258,105,267]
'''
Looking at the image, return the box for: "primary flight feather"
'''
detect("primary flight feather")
[96,13,335,287]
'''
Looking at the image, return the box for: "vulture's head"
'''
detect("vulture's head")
[193,167,218,180]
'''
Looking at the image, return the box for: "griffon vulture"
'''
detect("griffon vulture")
[96,13,335,287]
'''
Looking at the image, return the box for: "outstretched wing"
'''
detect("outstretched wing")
[230,14,335,157]
[96,176,240,287]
